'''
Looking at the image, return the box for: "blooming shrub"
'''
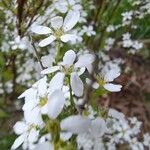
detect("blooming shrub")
[0,0,150,150]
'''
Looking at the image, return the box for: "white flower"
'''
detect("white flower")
[11,121,39,150]
[122,33,133,48]
[31,11,80,47]
[18,77,48,123]
[143,133,150,148]
[19,76,67,120]
[123,39,133,48]
[108,109,125,121]
[90,117,106,138]
[54,0,82,14]
[61,115,106,150]
[102,69,122,92]
[9,36,27,50]
[86,68,122,92]
[106,25,116,32]
[129,138,144,150]
[19,77,48,113]
[61,115,106,136]
[60,115,91,134]
[122,11,133,22]
[77,133,94,150]
[104,38,115,51]
[132,41,143,50]
[81,25,96,36]
[123,33,131,40]
[41,54,55,68]
[41,50,95,97]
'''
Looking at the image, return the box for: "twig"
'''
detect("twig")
[25,1,45,30]
[31,41,45,70]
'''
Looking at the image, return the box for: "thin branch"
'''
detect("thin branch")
[25,1,45,30]
[31,41,45,70]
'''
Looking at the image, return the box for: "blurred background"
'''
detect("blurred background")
[0,0,150,149]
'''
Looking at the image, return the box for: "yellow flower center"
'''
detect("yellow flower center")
[61,65,74,75]
[98,78,106,86]
[39,96,48,107]
[95,75,106,86]
[54,29,64,39]
[68,5,73,10]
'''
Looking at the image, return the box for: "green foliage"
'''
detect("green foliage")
[0,134,16,150]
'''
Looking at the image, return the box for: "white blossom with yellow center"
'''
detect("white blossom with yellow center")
[86,69,122,92]
[31,11,80,47]
[41,50,95,97]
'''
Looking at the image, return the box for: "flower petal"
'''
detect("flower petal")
[41,66,60,74]
[63,11,80,32]
[90,118,106,137]
[41,54,54,67]
[75,54,95,71]
[39,35,56,47]
[22,100,37,112]
[104,69,120,82]
[36,76,47,97]
[62,50,76,67]
[108,108,125,120]
[68,0,75,5]
[48,72,65,95]
[51,16,63,30]
[13,121,27,135]
[11,134,27,150]
[70,72,83,97]
[60,34,77,42]
[24,107,44,127]
[61,115,91,134]
[60,132,72,141]
[28,128,39,143]
[55,1,68,13]
[47,90,65,119]
[104,83,122,92]
[18,88,37,99]
[34,142,53,150]
[31,25,52,34]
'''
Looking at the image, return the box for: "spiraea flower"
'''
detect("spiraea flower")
[61,115,106,150]
[19,76,67,120]
[9,36,27,50]
[104,37,115,51]
[41,50,95,97]
[31,11,80,47]
[122,32,132,48]
[86,68,122,92]
[61,115,106,136]
[54,0,82,14]
[80,25,96,37]
[11,121,40,150]
[122,11,133,22]
[106,25,116,32]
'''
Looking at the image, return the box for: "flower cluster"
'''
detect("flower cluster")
[0,0,148,150]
